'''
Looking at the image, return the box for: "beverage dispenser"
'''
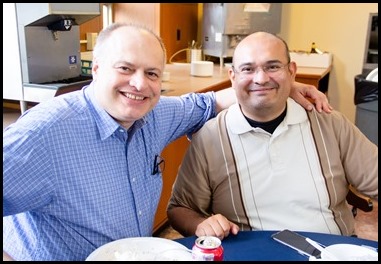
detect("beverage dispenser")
[4,3,100,112]
[16,3,100,84]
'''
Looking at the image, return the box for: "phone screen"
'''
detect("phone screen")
[271,229,321,257]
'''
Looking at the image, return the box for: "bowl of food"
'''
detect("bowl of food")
[320,244,377,261]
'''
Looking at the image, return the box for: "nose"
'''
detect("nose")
[252,68,270,84]
[129,71,148,91]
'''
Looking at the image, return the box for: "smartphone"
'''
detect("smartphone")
[271,229,321,257]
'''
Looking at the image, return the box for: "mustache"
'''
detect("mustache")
[248,84,279,91]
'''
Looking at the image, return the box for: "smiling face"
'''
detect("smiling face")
[91,25,165,129]
[229,32,297,122]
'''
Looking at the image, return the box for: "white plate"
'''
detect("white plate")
[365,68,378,83]
[86,237,193,261]
[321,244,378,261]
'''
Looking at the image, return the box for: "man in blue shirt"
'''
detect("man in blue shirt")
[3,23,331,260]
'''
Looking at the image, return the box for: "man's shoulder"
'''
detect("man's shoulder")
[192,109,228,140]
[307,108,348,122]
[13,91,89,131]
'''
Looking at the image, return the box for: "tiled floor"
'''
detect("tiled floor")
[3,107,378,242]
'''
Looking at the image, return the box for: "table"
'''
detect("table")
[175,231,378,261]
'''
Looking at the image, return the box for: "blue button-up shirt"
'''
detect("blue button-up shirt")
[3,83,216,260]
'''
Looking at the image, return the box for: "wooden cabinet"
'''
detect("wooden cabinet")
[113,3,198,63]
[79,13,103,52]
[295,66,332,94]
[154,136,191,232]
[160,4,198,63]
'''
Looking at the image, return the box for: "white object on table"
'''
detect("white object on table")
[306,238,339,261]
[322,244,378,261]
[86,237,192,261]
[191,61,214,77]
[162,71,170,82]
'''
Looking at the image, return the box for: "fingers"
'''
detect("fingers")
[229,222,240,235]
[302,83,333,113]
[314,100,333,113]
[195,214,233,241]
[311,92,333,113]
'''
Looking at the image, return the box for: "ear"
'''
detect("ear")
[228,67,236,83]
[91,58,99,79]
[288,61,297,81]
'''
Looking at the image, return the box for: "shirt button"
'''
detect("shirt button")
[138,210,142,216]
[119,129,124,133]
[132,178,136,182]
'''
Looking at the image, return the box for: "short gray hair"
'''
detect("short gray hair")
[93,23,167,64]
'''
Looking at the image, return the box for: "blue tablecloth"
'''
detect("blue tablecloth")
[175,231,378,261]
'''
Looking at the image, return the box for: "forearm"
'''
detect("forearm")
[167,206,206,237]
[214,87,235,113]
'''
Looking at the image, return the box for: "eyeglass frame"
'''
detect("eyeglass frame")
[231,62,290,76]
[152,154,165,175]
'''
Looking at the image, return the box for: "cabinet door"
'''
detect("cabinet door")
[160,3,198,63]
[153,136,190,233]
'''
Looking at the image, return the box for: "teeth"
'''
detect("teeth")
[125,93,144,101]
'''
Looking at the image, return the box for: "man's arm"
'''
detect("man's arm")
[289,81,333,113]
[167,207,239,241]
[215,81,332,114]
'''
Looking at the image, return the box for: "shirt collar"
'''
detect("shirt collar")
[83,83,147,140]
[227,98,308,135]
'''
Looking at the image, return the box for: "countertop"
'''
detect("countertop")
[161,63,332,96]
[161,63,231,96]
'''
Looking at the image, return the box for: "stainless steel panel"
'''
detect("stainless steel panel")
[15,3,100,26]
[202,3,282,59]
[23,26,81,83]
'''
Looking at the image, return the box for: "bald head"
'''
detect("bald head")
[233,31,290,68]
[93,23,167,66]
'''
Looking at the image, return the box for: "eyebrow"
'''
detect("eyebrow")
[115,61,162,73]
[236,59,284,68]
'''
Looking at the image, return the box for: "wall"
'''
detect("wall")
[279,3,378,123]
[113,3,160,34]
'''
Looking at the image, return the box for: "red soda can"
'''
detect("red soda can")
[191,236,224,261]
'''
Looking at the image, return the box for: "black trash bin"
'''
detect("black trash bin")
[354,74,378,146]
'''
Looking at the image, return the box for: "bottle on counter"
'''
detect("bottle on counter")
[310,42,318,53]
[310,42,323,54]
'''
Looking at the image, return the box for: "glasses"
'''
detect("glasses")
[152,154,165,175]
[232,62,289,77]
